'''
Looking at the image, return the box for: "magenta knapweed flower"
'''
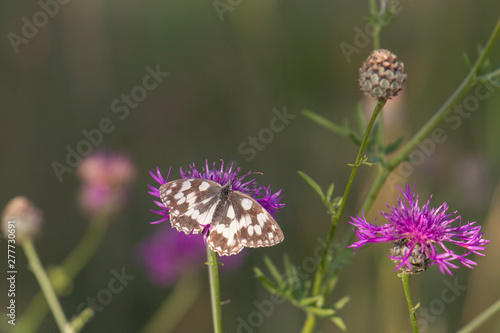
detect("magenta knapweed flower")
[148,160,285,255]
[138,226,245,287]
[348,185,489,275]
[77,150,136,218]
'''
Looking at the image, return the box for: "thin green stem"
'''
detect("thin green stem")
[401,273,419,333]
[302,100,386,333]
[457,299,500,333]
[22,241,71,333]
[16,220,108,333]
[315,99,385,294]
[207,246,222,333]
[369,0,381,50]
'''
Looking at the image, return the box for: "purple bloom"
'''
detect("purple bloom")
[138,225,245,287]
[148,160,285,224]
[77,150,136,219]
[348,185,489,275]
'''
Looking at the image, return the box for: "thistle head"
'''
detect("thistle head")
[359,49,406,101]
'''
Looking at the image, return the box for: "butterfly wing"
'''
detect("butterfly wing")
[160,179,222,235]
[207,190,284,256]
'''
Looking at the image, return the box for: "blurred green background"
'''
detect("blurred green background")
[1,0,500,332]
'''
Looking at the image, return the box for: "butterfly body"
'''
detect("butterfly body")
[160,178,284,256]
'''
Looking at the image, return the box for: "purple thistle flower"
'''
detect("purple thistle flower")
[348,185,489,275]
[148,160,285,225]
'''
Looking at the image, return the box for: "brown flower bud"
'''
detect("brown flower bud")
[359,49,406,100]
[2,196,43,244]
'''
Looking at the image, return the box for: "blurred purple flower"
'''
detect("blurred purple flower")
[348,184,489,275]
[77,150,136,219]
[138,226,245,287]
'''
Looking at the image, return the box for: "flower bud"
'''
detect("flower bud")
[390,238,430,274]
[359,49,406,100]
[2,196,43,244]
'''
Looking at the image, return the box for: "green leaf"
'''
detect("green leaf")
[361,159,377,167]
[331,196,342,210]
[254,267,278,293]
[284,255,307,299]
[333,296,351,310]
[383,136,404,155]
[325,183,334,204]
[301,110,350,137]
[304,306,336,317]
[299,296,323,307]
[263,256,283,285]
[463,52,472,69]
[330,315,347,331]
[283,255,296,287]
[297,171,325,203]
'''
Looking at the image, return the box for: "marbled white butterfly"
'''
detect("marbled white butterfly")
[160,178,284,256]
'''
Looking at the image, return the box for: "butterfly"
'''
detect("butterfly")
[160,178,284,256]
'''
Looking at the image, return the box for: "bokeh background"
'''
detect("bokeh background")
[1,0,500,332]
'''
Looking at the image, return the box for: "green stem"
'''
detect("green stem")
[369,0,381,50]
[401,273,419,333]
[207,246,222,333]
[303,100,386,333]
[16,220,108,333]
[142,275,201,333]
[22,241,71,333]
[457,299,500,333]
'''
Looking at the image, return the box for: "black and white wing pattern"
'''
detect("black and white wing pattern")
[159,178,284,256]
